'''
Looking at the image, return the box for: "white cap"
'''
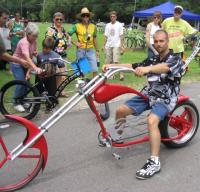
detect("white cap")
[174,5,183,11]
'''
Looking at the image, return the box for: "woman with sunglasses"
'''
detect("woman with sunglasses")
[46,12,71,97]
[145,11,162,58]
[46,12,70,58]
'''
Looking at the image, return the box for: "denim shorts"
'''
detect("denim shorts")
[125,96,170,120]
[76,48,98,72]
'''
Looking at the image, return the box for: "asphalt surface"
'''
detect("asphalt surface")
[1,82,200,192]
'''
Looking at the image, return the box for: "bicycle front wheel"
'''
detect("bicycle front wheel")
[0,80,41,120]
[0,123,43,191]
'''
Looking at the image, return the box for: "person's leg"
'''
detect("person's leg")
[85,49,98,77]
[10,64,26,98]
[115,96,149,138]
[136,102,169,179]
[113,47,124,80]
[10,63,26,112]
[105,47,113,64]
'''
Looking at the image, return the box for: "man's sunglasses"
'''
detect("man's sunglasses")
[174,9,182,14]
[81,14,90,18]
[55,18,63,21]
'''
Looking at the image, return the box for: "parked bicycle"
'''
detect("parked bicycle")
[0,57,110,120]
[0,64,199,191]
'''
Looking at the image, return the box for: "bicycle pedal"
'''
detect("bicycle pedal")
[112,153,121,160]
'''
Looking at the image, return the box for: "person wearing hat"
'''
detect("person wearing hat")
[162,5,197,58]
[68,7,99,77]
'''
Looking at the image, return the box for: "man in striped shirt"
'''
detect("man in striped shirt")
[105,29,183,179]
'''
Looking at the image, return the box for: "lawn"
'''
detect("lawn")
[0,23,200,90]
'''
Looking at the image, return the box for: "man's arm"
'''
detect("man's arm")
[135,63,169,76]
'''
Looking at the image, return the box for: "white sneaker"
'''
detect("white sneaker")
[14,104,25,112]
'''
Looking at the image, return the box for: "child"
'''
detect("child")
[36,37,66,97]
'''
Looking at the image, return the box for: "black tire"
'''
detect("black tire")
[159,100,199,148]
[0,80,41,120]
[86,98,110,121]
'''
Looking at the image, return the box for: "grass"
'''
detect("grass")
[1,23,200,90]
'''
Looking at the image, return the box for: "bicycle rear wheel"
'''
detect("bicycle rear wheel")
[159,100,199,148]
[0,80,41,120]
[0,123,43,191]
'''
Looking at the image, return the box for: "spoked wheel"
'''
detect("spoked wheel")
[0,80,41,120]
[0,123,43,191]
[159,100,199,148]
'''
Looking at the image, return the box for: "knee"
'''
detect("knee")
[116,104,132,118]
[147,114,159,130]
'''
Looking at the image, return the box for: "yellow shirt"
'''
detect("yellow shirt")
[68,23,97,49]
[162,17,197,53]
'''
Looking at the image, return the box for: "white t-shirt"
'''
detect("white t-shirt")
[148,23,160,45]
[0,27,11,50]
[104,21,123,48]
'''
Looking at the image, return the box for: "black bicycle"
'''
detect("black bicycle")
[0,57,110,120]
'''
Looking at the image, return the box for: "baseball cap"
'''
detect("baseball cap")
[174,5,183,12]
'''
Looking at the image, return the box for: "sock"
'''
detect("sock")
[150,156,160,164]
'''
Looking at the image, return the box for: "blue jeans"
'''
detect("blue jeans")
[76,48,98,72]
[10,63,27,104]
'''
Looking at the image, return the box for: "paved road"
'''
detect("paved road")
[1,82,200,192]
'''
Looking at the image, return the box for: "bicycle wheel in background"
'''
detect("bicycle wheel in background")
[0,80,41,120]
[0,121,43,191]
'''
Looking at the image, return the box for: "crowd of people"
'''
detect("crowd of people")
[0,4,199,180]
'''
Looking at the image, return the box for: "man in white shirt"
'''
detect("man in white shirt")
[104,11,124,80]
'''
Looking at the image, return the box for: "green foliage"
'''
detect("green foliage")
[1,0,200,23]
[125,29,146,48]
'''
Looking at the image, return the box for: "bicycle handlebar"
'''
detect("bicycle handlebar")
[48,57,71,64]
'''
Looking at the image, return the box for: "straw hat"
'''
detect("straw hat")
[76,7,94,19]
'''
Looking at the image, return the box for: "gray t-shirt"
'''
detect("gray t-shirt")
[0,35,6,57]
[37,50,65,68]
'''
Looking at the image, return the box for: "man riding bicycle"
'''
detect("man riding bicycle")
[105,29,183,179]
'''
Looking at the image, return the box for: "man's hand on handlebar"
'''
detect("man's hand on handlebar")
[135,66,150,77]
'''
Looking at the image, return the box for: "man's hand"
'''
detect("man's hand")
[102,64,113,72]
[75,42,82,48]
[135,66,150,76]
[120,46,125,55]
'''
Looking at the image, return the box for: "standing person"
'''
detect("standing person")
[104,30,183,179]
[46,12,70,58]
[0,7,10,70]
[10,23,42,112]
[9,12,24,53]
[37,37,65,97]
[162,5,197,57]
[146,11,162,58]
[104,11,124,80]
[68,7,99,77]
[46,12,71,97]
[0,34,29,68]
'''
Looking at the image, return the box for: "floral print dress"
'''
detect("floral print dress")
[46,26,68,57]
